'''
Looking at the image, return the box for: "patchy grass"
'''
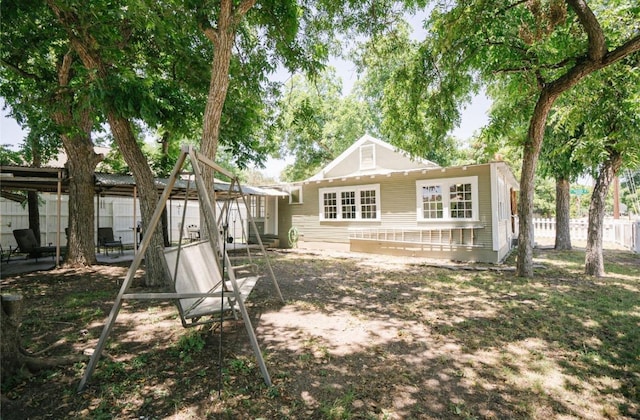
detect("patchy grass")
[1,248,639,419]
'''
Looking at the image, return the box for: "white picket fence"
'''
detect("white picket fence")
[533,217,640,252]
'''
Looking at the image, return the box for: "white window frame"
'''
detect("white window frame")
[359,144,376,170]
[249,195,265,219]
[289,185,303,204]
[416,176,479,222]
[319,184,381,221]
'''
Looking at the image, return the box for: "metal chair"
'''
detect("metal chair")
[12,229,59,262]
[97,227,123,256]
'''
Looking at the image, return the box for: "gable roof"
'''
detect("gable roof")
[307,134,440,181]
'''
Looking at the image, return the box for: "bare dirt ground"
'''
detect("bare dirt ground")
[1,247,639,419]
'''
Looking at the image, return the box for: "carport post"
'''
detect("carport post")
[56,170,62,267]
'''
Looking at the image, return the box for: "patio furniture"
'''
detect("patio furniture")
[12,229,59,262]
[97,227,123,256]
[187,225,200,242]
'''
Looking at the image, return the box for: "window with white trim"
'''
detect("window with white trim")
[249,195,265,218]
[421,185,444,219]
[323,192,338,219]
[449,182,473,219]
[319,184,380,221]
[360,189,378,219]
[416,177,478,221]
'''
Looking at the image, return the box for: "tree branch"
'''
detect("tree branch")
[567,0,607,60]
[602,35,640,66]
[540,33,640,97]
[57,51,73,86]
[235,0,256,21]
[0,59,41,81]
[495,0,529,17]
[201,25,217,44]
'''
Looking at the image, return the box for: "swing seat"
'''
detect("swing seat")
[164,240,260,323]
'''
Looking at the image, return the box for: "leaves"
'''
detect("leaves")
[275,68,377,181]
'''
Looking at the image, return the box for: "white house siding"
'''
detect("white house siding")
[326,144,432,178]
[278,163,513,262]
[316,135,438,180]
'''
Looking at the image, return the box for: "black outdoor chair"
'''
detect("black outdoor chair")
[97,227,124,256]
[12,229,61,262]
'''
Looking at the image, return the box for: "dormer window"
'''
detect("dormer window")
[360,144,375,170]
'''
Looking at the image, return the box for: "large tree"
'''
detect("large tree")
[353,20,460,166]
[538,127,587,250]
[276,68,377,181]
[393,0,639,277]
[46,0,177,284]
[561,62,640,275]
[1,1,100,265]
[189,0,425,185]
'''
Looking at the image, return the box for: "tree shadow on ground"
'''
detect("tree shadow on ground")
[1,249,638,419]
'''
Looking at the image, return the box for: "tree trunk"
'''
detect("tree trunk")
[200,3,236,196]
[198,2,243,241]
[48,1,168,286]
[162,207,170,247]
[52,53,100,266]
[1,295,25,382]
[585,151,622,276]
[64,140,101,266]
[554,176,572,250]
[27,191,41,247]
[517,90,558,277]
[27,138,42,247]
[107,113,168,287]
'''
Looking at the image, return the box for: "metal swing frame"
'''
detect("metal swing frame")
[78,145,283,391]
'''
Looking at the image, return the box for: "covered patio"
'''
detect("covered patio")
[0,165,285,268]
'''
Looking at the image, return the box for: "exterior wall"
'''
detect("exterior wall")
[324,141,436,178]
[491,164,519,261]
[350,239,501,262]
[278,163,513,263]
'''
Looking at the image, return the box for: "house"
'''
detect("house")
[276,135,520,263]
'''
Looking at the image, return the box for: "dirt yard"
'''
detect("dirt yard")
[1,247,639,419]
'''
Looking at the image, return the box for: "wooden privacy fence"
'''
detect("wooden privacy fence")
[0,194,203,249]
[533,217,640,252]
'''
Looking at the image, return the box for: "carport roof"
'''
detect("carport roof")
[0,166,286,199]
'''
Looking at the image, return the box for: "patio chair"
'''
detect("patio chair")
[12,229,59,262]
[97,227,123,256]
[187,225,200,242]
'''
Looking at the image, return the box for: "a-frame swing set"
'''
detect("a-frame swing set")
[78,145,284,391]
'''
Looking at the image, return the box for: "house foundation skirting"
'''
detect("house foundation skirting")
[350,238,496,263]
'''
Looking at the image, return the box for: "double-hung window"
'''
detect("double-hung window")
[416,176,478,221]
[249,195,265,218]
[319,184,380,221]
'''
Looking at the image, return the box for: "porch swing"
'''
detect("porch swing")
[77,145,284,391]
